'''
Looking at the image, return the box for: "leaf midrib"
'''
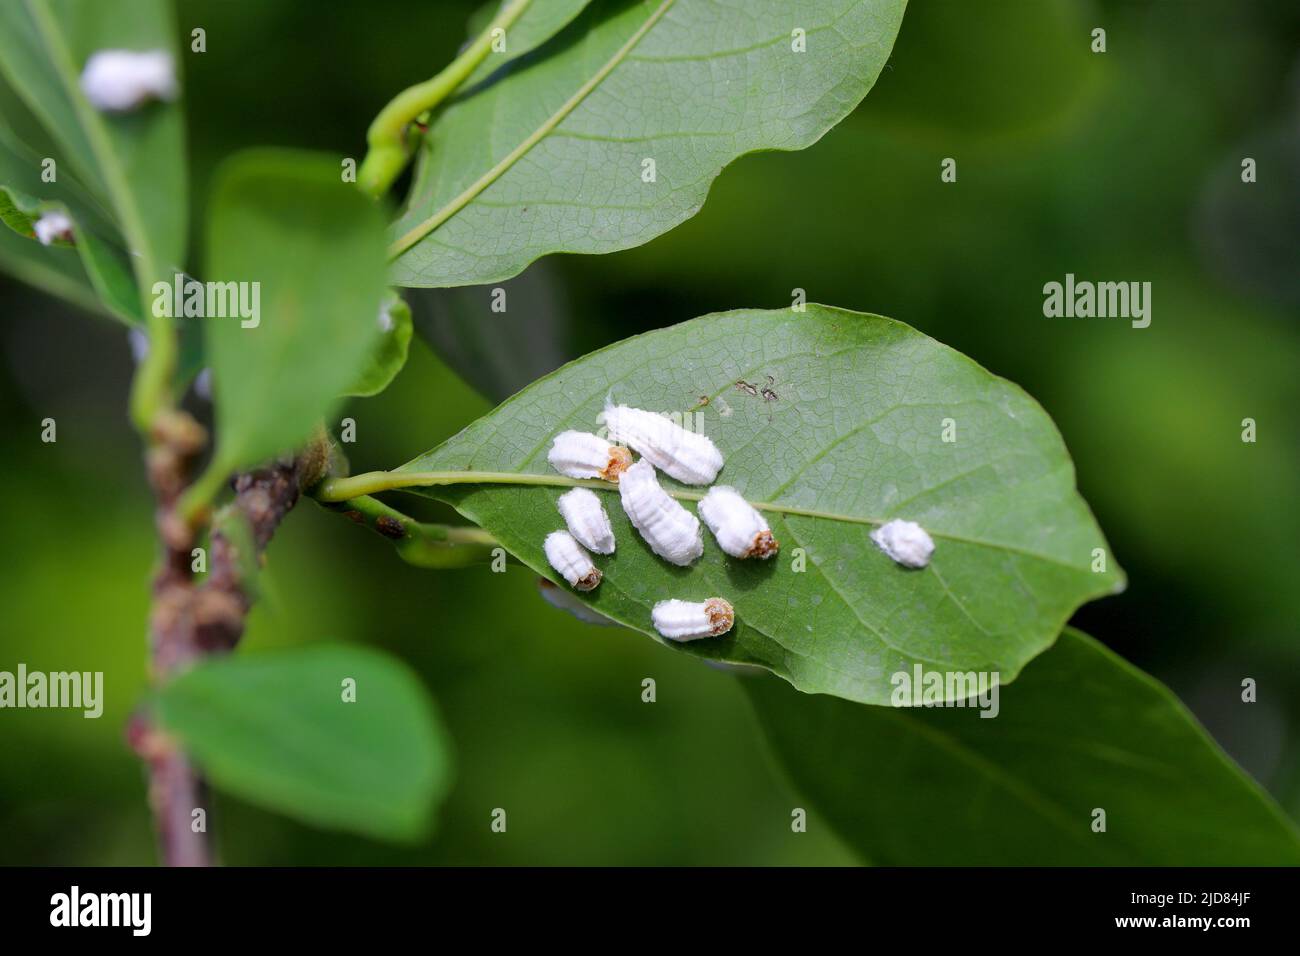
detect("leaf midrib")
[323,467,1096,573]
[389,0,677,260]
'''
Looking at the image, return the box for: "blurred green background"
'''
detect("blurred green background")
[1,0,1297,864]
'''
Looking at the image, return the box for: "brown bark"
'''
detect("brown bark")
[136,416,324,866]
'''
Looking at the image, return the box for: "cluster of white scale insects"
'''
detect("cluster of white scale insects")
[543,402,935,641]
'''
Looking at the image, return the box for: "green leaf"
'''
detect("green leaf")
[464,1,593,85]
[745,628,1300,865]
[397,305,1122,705]
[154,644,452,842]
[0,215,101,313]
[0,118,141,322]
[0,185,141,323]
[389,0,908,287]
[0,0,188,293]
[204,149,389,473]
[345,291,413,398]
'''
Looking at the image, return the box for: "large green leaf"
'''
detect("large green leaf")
[154,644,452,842]
[394,306,1122,705]
[204,149,389,473]
[0,0,187,293]
[389,0,908,287]
[746,628,1300,865]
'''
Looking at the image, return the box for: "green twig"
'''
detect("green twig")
[318,494,505,569]
[316,468,611,502]
[176,458,231,526]
[356,0,533,198]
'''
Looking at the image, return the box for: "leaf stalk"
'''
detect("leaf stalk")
[356,0,533,198]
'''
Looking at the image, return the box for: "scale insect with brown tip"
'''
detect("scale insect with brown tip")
[651,597,735,641]
[699,486,778,559]
[543,531,602,591]
[547,430,632,482]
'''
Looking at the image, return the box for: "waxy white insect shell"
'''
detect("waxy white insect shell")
[543,530,602,591]
[548,430,632,482]
[618,460,702,566]
[537,578,616,626]
[33,211,73,246]
[598,403,723,485]
[557,487,615,555]
[871,519,935,569]
[652,598,735,641]
[698,486,778,559]
[80,50,178,112]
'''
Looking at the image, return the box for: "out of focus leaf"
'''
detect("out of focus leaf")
[0,185,140,323]
[155,644,452,842]
[0,0,187,292]
[345,291,412,398]
[204,149,388,473]
[0,117,139,322]
[746,628,1300,865]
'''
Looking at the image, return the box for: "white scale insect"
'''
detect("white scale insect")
[651,598,735,641]
[32,211,73,246]
[556,487,614,554]
[618,460,702,566]
[698,486,778,559]
[548,430,632,482]
[870,519,935,569]
[599,403,723,485]
[543,531,602,591]
[80,50,178,112]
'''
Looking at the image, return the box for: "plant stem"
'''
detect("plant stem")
[129,717,212,867]
[315,469,613,502]
[177,457,234,527]
[129,310,177,432]
[318,494,505,568]
[356,0,533,198]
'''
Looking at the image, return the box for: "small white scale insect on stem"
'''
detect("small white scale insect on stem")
[870,519,935,569]
[618,460,702,566]
[548,430,632,482]
[543,531,602,591]
[557,487,614,554]
[698,486,778,559]
[652,598,735,641]
[599,403,724,485]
